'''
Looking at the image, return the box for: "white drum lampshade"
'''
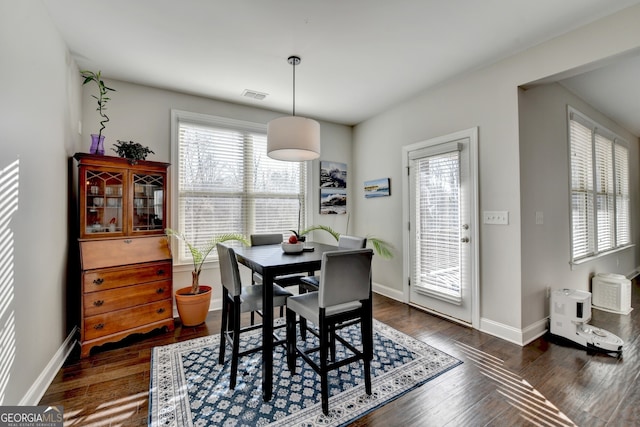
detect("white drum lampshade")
[267,116,320,161]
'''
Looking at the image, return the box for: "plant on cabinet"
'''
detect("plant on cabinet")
[80,70,116,154]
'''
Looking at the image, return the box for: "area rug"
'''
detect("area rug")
[149,319,462,426]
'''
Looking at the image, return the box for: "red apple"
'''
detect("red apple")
[288,235,298,244]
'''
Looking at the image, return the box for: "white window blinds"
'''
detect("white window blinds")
[411,146,462,300]
[569,108,629,263]
[174,114,306,264]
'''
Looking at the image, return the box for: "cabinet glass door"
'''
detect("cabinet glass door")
[85,170,124,236]
[131,173,165,234]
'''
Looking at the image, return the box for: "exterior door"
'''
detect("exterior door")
[403,128,478,326]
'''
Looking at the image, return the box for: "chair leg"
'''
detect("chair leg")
[360,318,373,395]
[329,324,336,362]
[298,284,308,339]
[218,294,229,364]
[319,316,330,415]
[362,306,373,395]
[286,308,297,373]
[229,299,241,389]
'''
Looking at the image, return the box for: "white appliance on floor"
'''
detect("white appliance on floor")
[549,289,623,355]
[591,273,633,315]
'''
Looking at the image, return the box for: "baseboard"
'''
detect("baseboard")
[372,282,404,302]
[20,326,78,405]
[626,265,640,280]
[479,317,548,346]
[521,317,549,345]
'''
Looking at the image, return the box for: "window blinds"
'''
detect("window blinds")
[412,147,462,300]
[176,119,306,263]
[569,108,630,262]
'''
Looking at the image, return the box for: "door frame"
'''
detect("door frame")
[401,127,480,328]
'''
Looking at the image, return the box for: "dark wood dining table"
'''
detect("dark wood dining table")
[233,241,338,401]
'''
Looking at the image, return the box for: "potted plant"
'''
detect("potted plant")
[80,70,115,155]
[166,228,249,326]
[112,140,155,164]
[293,224,395,259]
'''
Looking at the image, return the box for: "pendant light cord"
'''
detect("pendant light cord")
[292,58,296,116]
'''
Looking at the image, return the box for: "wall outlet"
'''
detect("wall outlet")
[483,210,509,225]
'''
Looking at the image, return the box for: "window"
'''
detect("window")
[171,110,306,264]
[568,107,630,263]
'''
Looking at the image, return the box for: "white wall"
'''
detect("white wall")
[0,1,82,404]
[80,80,352,311]
[352,4,640,343]
[519,83,639,328]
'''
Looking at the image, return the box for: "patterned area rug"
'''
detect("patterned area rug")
[149,319,462,426]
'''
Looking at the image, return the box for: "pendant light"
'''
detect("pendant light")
[267,56,320,161]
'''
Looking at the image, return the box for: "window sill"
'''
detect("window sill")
[570,244,635,269]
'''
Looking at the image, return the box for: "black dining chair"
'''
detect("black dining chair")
[250,233,305,288]
[249,233,305,323]
[217,242,293,389]
[285,248,374,415]
[299,234,367,292]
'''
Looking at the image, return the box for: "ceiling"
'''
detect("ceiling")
[43,0,640,132]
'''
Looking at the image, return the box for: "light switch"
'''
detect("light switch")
[483,211,509,225]
[535,211,544,225]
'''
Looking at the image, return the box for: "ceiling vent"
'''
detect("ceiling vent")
[242,89,268,100]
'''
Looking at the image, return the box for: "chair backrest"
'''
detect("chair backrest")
[250,233,283,246]
[216,243,242,297]
[319,248,373,308]
[338,235,367,249]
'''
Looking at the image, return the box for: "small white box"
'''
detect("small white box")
[591,273,632,315]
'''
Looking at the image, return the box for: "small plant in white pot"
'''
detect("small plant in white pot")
[166,228,249,326]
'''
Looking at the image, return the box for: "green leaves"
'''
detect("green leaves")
[80,70,116,139]
[165,228,249,274]
[300,224,394,259]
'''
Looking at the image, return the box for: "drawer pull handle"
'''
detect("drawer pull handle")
[157,308,165,314]
[157,269,165,276]
[94,323,104,330]
[124,239,132,244]
[93,278,104,285]
[93,300,104,307]
[156,288,165,294]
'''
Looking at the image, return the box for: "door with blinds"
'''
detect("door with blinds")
[404,128,478,325]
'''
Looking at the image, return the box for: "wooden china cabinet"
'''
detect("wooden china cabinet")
[74,153,174,357]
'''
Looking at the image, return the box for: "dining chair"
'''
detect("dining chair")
[285,248,374,415]
[250,233,304,287]
[249,233,305,323]
[299,234,367,291]
[217,242,293,389]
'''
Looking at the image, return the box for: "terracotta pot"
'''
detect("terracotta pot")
[175,285,212,327]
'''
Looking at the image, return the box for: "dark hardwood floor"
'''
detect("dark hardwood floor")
[40,281,640,426]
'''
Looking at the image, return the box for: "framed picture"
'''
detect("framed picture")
[320,161,347,188]
[364,178,391,198]
[320,188,347,214]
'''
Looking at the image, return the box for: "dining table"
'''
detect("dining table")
[233,240,338,401]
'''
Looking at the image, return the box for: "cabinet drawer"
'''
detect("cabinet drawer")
[84,300,172,341]
[84,280,171,316]
[80,236,171,270]
[83,261,171,292]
